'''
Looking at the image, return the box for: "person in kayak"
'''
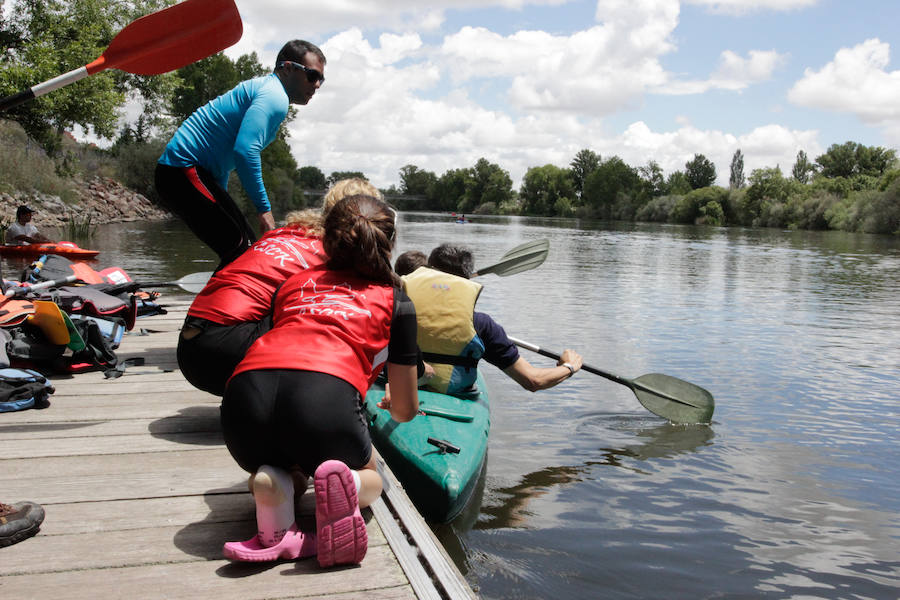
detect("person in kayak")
[393,249,427,276]
[401,243,583,393]
[155,39,325,267]
[220,194,419,566]
[7,206,52,244]
[179,178,381,396]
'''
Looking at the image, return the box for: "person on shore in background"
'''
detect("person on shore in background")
[178,178,380,397]
[155,39,325,268]
[220,195,419,567]
[7,206,51,244]
[403,243,583,394]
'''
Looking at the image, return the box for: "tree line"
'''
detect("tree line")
[2,0,898,235]
[392,143,899,235]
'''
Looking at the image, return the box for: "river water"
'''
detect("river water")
[7,215,898,599]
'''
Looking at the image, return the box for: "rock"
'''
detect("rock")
[0,177,171,229]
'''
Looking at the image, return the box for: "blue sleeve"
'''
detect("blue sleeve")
[232,82,288,213]
[474,312,520,370]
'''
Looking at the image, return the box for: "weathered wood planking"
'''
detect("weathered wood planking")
[0,299,423,599]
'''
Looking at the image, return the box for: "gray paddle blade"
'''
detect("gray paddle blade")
[175,271,213,294]
[632,373,715,424]
[476,239,549,277]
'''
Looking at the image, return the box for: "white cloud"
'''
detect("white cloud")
[440,0,679,114]
[788,38,900,143]
[685,0,819,15]
[230,0,570,50]
[601,121,820,184]
[661,49,786,94]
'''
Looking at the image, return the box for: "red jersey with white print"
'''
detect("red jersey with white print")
[188,227,325,324]
[233,266,395,396]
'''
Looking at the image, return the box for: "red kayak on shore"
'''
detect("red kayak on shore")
[0,241,100,259]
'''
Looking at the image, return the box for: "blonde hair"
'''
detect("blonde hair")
[285,177,382,237]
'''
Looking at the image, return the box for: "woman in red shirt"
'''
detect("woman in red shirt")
[178,178,381,396]
[221,195,419,567]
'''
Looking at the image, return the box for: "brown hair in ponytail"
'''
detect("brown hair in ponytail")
[324,194,399,287]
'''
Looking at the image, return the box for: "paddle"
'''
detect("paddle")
[473,239,550,277]
[508,336,715,424]
[0,0,243,112]
[4,276,79,298]
[140,272,213,294]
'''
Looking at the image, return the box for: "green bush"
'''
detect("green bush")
[670,187,728,224]
[698,200,724,226]
[786,193,840,230]
[0,120,76,199]
[860,181,900,234]
[114,139,167,202]
[635,195,678,222]
[879,168,900,192]
[808,175,852,199]
[553,196,575,217]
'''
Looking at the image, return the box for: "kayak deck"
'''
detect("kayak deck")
[0,242,99,259]
[364,371,490,523]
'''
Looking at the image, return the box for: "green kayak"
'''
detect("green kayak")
[363,370,491,523]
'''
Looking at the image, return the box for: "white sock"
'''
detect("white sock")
[253,465,295,547]
[351,469,362,493]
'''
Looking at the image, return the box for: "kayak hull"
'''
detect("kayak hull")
[0,242,99,259]
[364,371,490,523]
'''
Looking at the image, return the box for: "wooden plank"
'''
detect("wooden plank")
[0,414,220,440]
[0,430,225,458]
[0,449,248,504]
[377,454,477,599]
[0,545,411,600]
[0,510,386,576]
[0,399,218,424]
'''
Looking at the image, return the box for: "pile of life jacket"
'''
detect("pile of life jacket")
[0,255,167,388]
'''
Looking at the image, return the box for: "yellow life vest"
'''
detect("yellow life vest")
[402,267,485,394]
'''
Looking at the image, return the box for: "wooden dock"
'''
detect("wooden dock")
[0,298,475,600]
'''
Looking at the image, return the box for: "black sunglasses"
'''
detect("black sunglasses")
[278,61,325,85]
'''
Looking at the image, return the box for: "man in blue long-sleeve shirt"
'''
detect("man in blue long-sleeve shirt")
[155,39,325,267]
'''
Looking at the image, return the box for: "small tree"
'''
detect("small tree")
[685,154,717,189]
[298,166,326,190]
[582,156,641,219]
[792,150,815,183]
[570,149,601,199]
[327,171,366,186]
[519,164,575,216]
[459,158,513,213]
[398,164,437,196]
[729,149,745,189]
[666,171,692,196]
[639,160,667,197]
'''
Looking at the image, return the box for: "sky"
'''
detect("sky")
[27,0,900,189]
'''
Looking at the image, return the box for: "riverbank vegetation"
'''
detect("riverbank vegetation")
[2,0,898,235]
[392,144,900,235]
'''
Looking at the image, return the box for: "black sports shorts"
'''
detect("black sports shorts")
[220,369,371,476]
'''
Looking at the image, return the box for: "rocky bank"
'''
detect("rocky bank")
[0,177,170,230]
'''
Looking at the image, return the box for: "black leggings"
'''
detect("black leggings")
[177,316,271,396]
[154,163,257,268]
[221,369,372,476]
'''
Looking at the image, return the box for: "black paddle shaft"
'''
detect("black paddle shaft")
[528,346,631,387]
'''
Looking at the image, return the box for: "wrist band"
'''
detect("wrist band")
[562,362,575,376]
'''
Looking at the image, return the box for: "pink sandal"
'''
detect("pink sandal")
[223,523,316,562]
[314,460,367,567]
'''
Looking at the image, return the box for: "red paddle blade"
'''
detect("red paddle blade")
[86,0,243,75]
